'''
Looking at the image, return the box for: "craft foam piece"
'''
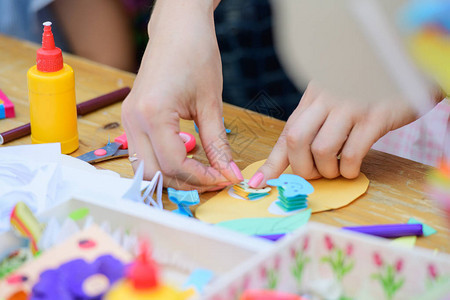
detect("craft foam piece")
[68,207,90,221]
[0,100,5,119]
[168,188,200,217]
[0,89,15,118]
[267,174,314,197]
[216,209,311,235]
[407,217,437,237]
[196,159,369,223]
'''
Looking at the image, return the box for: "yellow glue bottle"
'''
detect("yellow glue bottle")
[27,21,78,154]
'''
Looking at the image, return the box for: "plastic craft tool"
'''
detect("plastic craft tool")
[77,132,196,164]
[77,133,129,164]
[342,224,423,238]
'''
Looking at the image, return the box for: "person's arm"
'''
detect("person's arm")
[121,0,242,191]
[52,0,136,72]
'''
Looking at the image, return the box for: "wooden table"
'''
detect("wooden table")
[1,34,448,252]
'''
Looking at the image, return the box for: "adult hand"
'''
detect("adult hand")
[122,0,243,192]
[248,81,421,188]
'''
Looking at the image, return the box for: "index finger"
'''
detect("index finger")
[148,118,228,187]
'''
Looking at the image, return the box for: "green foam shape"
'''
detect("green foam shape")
[216,209,311,235]
[69,207,90,221]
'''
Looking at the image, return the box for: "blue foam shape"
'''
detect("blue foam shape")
[168,188,200,206]
[182,269,214,293]
[173,206,193,217]
[0,104,5,119]
[266,174,314,197]
[168,188,200,217]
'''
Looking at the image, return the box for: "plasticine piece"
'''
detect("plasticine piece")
[216,209,311,235]
[407,217,437,237]
[31,255,124,299]
[196,159,369,223]
[168,188,200,217]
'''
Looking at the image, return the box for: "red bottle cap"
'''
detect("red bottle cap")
[126,240,159,290]
[36,21,63,72]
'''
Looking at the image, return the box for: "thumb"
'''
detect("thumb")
[196,105,243,184]
[248,133,289,188]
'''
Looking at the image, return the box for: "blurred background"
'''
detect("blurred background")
[0,0,427,116]
[1,0,448,166]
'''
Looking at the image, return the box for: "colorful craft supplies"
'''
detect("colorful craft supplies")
[10,202,44,255]
[266,174,314,212]
[167,188,200,217]
[233,179,271,200]
[0,89,15,119]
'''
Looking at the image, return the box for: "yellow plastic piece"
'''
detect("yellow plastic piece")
[410,31,450,97]
[27,63,78,154]
[105,280,194,300]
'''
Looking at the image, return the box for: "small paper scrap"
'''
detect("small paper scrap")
[168,188,200,217]
[216,209,311,235]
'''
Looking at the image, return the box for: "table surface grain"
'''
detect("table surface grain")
[0,34,448,253]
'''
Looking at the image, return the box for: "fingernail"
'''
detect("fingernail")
[248,172,264,188]
[229,161,244,181]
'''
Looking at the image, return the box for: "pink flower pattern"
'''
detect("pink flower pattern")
[324,235,334,251]
[373,252,383,267]
[428,264,438,280]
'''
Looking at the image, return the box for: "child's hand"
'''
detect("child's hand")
[248,82,419,188]
[121,0,242,192]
